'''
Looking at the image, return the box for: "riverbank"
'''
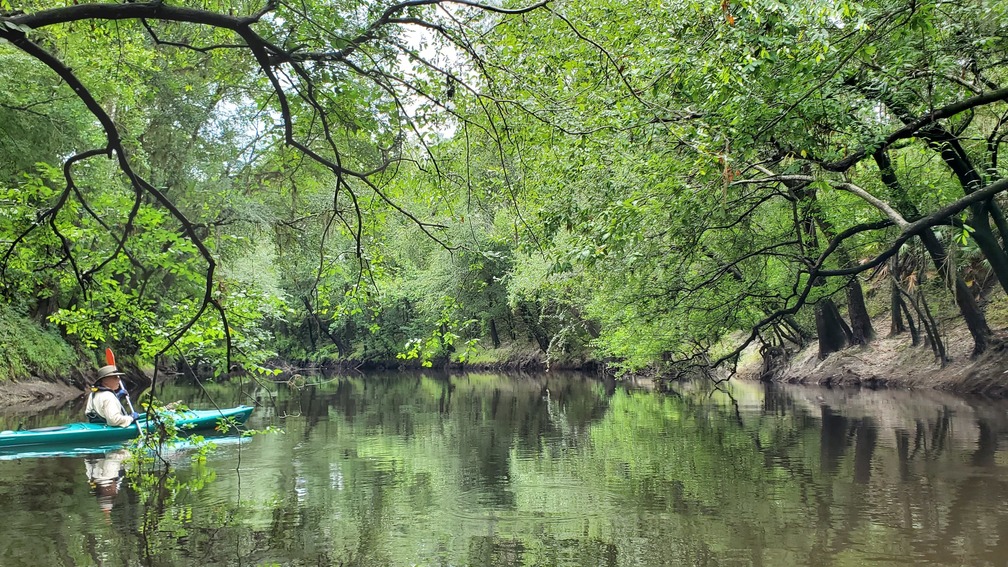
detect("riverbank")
[7,312,1008,414]
[0,380,83,412]
[749,315,1008,397]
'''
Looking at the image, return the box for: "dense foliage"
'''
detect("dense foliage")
[2,0,1008,379]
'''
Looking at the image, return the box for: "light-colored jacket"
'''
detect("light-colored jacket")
[85,390,133,428]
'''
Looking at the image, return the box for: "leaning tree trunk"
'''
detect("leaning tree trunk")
[788,173,871,347]
[919,230,990,356]
[302,295,346,357]
[888,252,920,346]
[518,304,551,353]
[874,150,993,355]
[815,298,850,359]
[869,94,1008,295]
[783,315,811,348]
[916,287,950,365]
[900,295,921,346]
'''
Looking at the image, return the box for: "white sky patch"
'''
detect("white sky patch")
[395,10,468,140]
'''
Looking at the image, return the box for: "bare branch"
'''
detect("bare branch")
[742,166,910,229]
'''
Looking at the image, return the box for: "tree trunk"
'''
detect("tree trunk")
[302,295,346,357]
[30,293,57,322]
[783,315,811,347]
[890,272,906,336]
[845,278,874,345]
[917,289,949,365]
[873,96,1008,294]
[874,150,992,355]
[838,310,854,343]
[518,304,550,353]
[901,299,920,346]
[965,220,1008,295]
[815,298,849,359]
[506,312,518,340]
[894,282,924,347]
[919,230,990,355]
[758,343,787,381]
[791,181,868,347]
[776,321,801,347]
[489,318,501,349]
[306,315,317,352]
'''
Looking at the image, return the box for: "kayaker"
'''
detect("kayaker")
[84,364,140,427]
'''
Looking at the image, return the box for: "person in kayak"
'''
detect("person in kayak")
[84,364,140,427]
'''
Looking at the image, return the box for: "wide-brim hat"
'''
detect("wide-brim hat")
[95,364,128,384]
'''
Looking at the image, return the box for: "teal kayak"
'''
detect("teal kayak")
[0,406,254,451]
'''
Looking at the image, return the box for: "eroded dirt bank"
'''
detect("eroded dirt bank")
[764,322,1008,397]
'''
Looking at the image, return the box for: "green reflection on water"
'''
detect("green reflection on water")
[1,373,1008,567]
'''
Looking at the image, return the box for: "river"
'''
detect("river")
[0,372,1006,566]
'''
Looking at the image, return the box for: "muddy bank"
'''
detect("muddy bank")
[758,318,1008,397]
[0,380,83,412]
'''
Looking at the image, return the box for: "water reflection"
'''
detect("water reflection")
[84,449,129,515]
[0,374,1007,566]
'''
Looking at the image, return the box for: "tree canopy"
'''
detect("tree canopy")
[2,0,1008,380]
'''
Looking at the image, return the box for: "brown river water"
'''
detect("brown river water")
[0,371,1006,566]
